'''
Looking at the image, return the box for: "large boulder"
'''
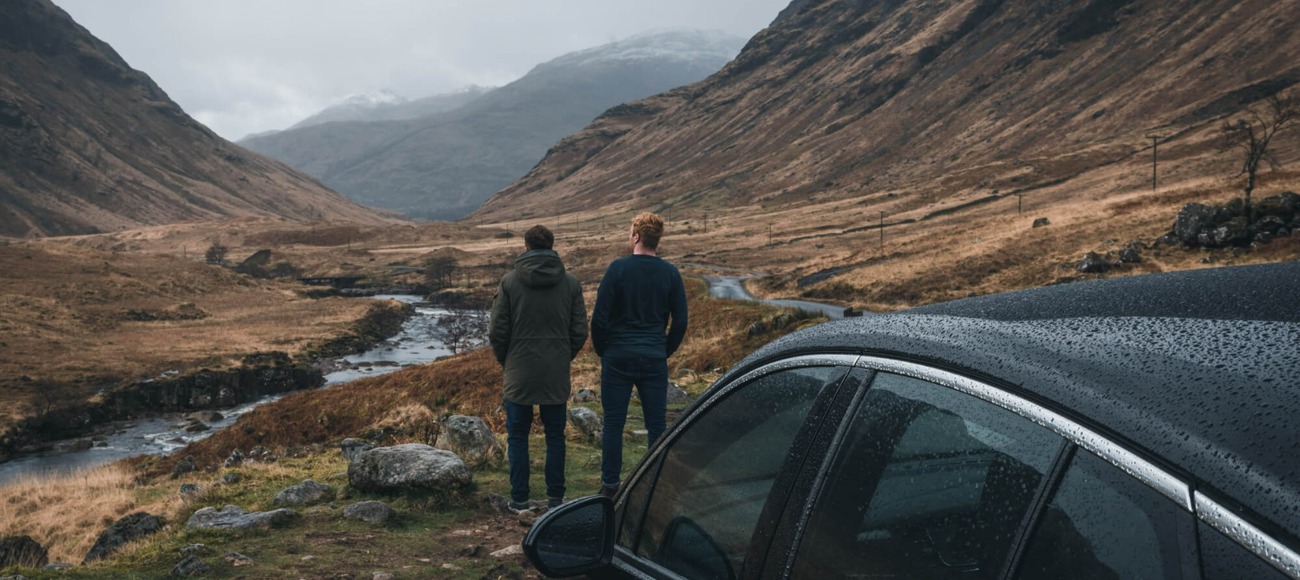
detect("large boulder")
[0,536,47,569]
[434,415,504,467]
[1204,216,1251,247]
[568,407,602,442]
[272,480,334,507]
[83,512,165,563]
[186,505,296,530]
[347,444,472,493]
[1173,202,1222,245]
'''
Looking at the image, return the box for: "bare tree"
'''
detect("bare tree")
[424,256,458,291]
[1220,92,1299,223]
[204,240,229,265]
[435,308,488,354]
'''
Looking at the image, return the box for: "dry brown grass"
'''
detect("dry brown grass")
[0,464,183,563]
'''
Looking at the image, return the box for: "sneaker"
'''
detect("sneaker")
[598,484,618,499]
[507,500,532,514]
[547,497,564,509]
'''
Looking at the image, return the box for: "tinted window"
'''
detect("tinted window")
[1199,520,1290,580]
[630,365,842,578]
[1016,450,1188,579]
[793,373,1063,579]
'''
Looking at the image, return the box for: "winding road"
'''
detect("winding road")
[704,275,852,320]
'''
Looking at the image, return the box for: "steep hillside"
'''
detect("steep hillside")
[0,0,393,238]
[284,86,492,131]
[473,0,1300,221]
[242,30,746,220]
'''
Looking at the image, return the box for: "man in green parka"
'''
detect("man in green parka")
[488,225,588,513]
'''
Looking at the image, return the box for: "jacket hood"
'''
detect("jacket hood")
[515,249,566,288]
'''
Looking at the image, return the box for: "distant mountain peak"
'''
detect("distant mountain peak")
[334,89,407,109]
[541,29,746,70]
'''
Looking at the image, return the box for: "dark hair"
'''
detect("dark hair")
[524,225,554,250]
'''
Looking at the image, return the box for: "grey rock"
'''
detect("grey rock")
[344,501,395,525]
[341,438,375,463]
[272,480,334,507]
[1174,202,1223,244]
[373,573,395,580]
[434,415,504,467]
[572,388,598,403]
[186,505,296,530]
[1208,217,1251,247]
[222,551,253,567]
[171,455,196,478]
[1257,215,1287,234]
[170,555,211,577]
[43,562,74,571]
[1032,217,1051,228]
[568,407,602,441]
[179,544,208,557]
[0,536,47,569]
[187,411,223,423]
[1118,247,1142,263]
[179,483,201,499]
[224,449,244,467]
[666,383,691,405]
[347,444,472,493]
[84,512,165,563]
[220,472,242,485]
[1077,252,1110,274]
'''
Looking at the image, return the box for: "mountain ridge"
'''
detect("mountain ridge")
[0,0,393,238]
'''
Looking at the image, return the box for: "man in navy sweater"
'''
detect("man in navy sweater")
[591,212,689,497]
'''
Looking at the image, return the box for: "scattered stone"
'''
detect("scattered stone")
[43,562,74,572]
[434,415,505,467]
[179,483,201,500]
[272,480,334,507]
[179,544,208,557]
[222,552,253,567]
[186,505,296,530]
[666,382,691,405]
[341,438,376,464]
[442,562,463,570]
[373,573,394,580]
[1077,252,1110,274]
[459,545,484,558]
[572,388,597,403]
[224,449,245,467]
[0,536,48,569]
[188,411,223,423]
[1032,217,1051,228]
[567,407,602,442]
[491,544,524,558]
[1118,247,1142,263]
[169,555,211,577]
[675,368,697,381]
[171,456,196,478]
[220,472,242,485]
[248,446,273,461]
[84,513,165,563]
[347,444,472,493]
[344,501,395,525]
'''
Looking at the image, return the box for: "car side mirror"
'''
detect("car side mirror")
[522,495,616,577]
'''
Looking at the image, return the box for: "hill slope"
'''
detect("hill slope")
[241,30,746,220]
[473,0,1300,221]
[0,0,392,238]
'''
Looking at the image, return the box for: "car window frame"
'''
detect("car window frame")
[771,355,1299,580]
[609,354,867,580]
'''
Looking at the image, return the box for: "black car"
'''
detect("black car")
[525,263,1300,579]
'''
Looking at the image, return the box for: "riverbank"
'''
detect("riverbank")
[0,291,412,466]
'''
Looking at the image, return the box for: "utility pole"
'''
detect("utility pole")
[768,224,773,246]
[879,211,885,253]
[1016,193,1023,214]
[1147,135,1163,191]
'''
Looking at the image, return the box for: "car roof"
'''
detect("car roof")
[726,262,1300,539]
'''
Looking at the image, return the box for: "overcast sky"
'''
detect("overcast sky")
[52,0,791,141]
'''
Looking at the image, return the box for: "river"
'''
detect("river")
[704,275,851,320]
[0,295,457,487]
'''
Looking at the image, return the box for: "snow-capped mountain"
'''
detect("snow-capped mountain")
[285,87,494,130]
[541,29,744,70]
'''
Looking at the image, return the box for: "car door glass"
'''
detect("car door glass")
[1015,449,1187,579]
[631,365,844,578]
[1198,520,1290,580]
[793,372,1063,579]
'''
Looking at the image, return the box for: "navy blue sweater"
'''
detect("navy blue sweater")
[591,254,688,359]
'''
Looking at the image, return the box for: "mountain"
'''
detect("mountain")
[472,0,1300,222]
[283,86,492,131]
[0,0,392,238]
[240,29,747,220]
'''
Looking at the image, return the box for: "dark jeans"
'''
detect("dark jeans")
[504,399,567,503]
[600,356,669,487]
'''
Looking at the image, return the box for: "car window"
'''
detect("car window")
[1015,449,1188,579]
[792,372,1064,579]
[628,365,844,579]
[1198,520,1290,580]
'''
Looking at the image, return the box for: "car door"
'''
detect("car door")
[608,355,867,579]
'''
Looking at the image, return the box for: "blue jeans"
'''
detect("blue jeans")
[504,399,567,503]
[600,356,669,487]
